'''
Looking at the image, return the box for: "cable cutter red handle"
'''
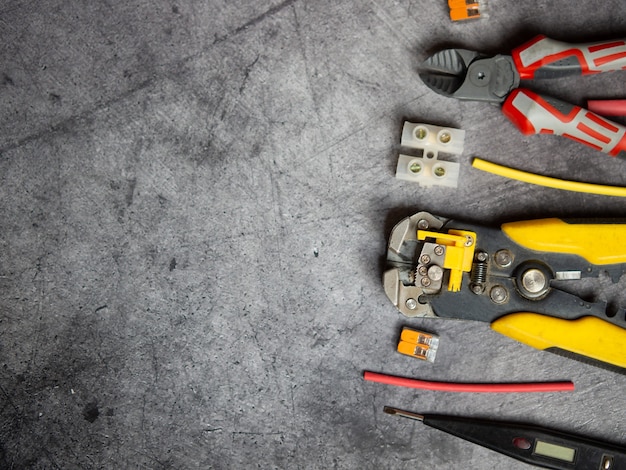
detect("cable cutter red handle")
[512,35,626,80]
[502,89,626,157]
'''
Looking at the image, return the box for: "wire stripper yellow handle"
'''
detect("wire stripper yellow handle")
[492,313,626,370]
[502,218,626,265]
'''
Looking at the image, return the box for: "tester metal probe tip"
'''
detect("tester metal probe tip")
[383,406,424,421]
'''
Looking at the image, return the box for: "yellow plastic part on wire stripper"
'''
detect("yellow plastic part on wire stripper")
[502,218,626,265]
[492,313,626,370]
[417,229,476,292]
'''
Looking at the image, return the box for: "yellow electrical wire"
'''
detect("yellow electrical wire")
[472,158,626,197]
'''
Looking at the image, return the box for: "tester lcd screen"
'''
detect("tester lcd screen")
[534,440,576,462]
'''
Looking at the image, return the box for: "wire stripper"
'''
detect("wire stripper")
[383,211,626,372]
[418,35,626,156]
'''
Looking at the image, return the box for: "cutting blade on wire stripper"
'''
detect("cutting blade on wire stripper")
[383,211,626,372]
[419,35,626,156]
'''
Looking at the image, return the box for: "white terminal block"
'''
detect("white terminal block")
[396,122,465,188]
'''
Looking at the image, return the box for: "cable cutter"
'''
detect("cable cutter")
[419,35,626,156]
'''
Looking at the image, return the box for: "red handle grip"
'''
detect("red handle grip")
[512,35,626,80]
[502,88,626,157]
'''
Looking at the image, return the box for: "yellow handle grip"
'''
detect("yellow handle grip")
[491,313,626,370]
[502,218,626,265]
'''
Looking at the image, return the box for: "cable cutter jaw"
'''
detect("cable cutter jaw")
[419,50,519,103]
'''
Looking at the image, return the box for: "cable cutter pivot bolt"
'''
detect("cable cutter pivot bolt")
[383,211,626,372]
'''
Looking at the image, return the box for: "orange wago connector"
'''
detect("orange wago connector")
[397,327,440,362]
[448,0,485,21]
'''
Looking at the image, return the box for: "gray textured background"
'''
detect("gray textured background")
[2,1,626,468]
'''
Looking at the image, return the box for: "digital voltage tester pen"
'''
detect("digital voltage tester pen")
[384,406,626,469]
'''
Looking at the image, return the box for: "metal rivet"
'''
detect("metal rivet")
[464,236,474,247]
[405,298,418,310]
[427,265,444,282]
[521,268,547,294]
[417,219,429,230]
[495,249,513,268]
[490,286,508,304]
[470,284,483,294]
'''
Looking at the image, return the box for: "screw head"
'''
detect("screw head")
[464,236,474,247]
[421,277,432,287]
[414,127,428,140]
[438,131,451,144]
[433,166,446,177]
[418,265,428,276]
[420,254,431,265]
[405,298,418,310]
[409,162,422,174]
[433,245,445,256]
[476,251,488,262]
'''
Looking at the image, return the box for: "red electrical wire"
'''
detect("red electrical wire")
[587,100,626,117]
[363,371,574,393]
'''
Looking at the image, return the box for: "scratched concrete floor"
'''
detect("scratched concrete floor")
[2,1,626,468]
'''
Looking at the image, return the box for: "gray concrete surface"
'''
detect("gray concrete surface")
[2,1,626,468]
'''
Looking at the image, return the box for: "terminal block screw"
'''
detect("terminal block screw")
[409,162,422,173]
[414,127,428,140]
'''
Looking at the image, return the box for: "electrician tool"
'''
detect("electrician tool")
[383,406,626,469]
[419,35,626,156]
[382,211,626,372]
